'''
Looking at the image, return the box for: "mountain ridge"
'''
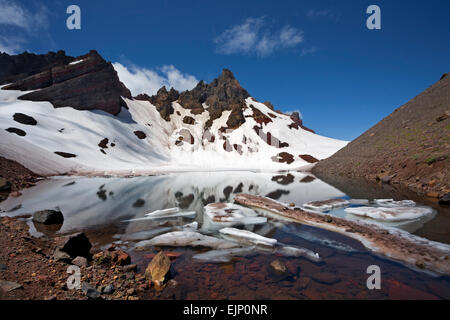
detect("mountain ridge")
[313,73,450,198]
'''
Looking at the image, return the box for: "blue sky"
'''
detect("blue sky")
[0,0,449,140]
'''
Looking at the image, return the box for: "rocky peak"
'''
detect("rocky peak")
[1,50,131,115]
[135,86,180,121]
[0,50,74,85]
[177,69,250,128]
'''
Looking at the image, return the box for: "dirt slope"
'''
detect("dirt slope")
[313,73,449,198]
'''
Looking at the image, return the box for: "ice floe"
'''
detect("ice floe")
[219,227,277,247]
[203,203,267,230]
[277,245,321,262]
[135,231,240,249]
[373,199,416,207]
[124,207,196,221]
[303,198,350,211]
[345,206,434,222]
[192,247,257,263]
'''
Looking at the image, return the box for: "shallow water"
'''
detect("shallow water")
[1,171,449,300]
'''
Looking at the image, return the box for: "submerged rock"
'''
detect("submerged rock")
[268,259,290,280]
[145,251,171,287]
[32,209,64,225]
[311,272,341,285]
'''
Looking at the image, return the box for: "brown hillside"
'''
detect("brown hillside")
[313,73,450,198]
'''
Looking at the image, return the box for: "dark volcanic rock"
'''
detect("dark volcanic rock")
[288,112,315,133]
[98,138,109,149]
[135,86,179,121]
[299,154,319,163]
[134,130,146,139]
[54,151,77,158]
[5,127,26,137]
[56,232,92,258]
[182,116,195,125]
[13,113,37,125]
[3,50,131,116]
[0,50,74,86]
[32,209,64,225]
[178,69,250,129]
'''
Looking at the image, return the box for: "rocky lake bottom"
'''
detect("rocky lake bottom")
[1,171,449,300]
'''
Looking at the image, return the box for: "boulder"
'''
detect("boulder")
[56,232,92,258]
[145,251,171,286]
[71,256,88,267]
[32,209,64,225]
[81,282,101,299]
[53,248,72,262]
[102,283,115,294]
[268,259,290,280]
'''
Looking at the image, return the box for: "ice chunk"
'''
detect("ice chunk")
[373,199,416,207]
[203,203,267,230]
[125,209,196,221]
[278,245,321,262]
[145,207,179,216]
[180,221,198,231]
[349,199,370,205]
[219,227,277,247]
[192,247,256,263]
[135,231,240,249]
[303,198,350,211]
[345,206,433,222]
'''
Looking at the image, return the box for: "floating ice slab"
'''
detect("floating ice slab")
[219,227,277,246]
[278,245,321,262]
[373,199,416,207]
[349,199,370,205]
[303,198,350,211]
[192,247,256,263]
[345,206,433,222]
[203,203,267,230]
[145,207,179,216]
[135,231,240,249]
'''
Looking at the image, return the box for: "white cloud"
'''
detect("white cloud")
[214,17,304,57]
[113,63,199,96]
[0,0,49,54]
